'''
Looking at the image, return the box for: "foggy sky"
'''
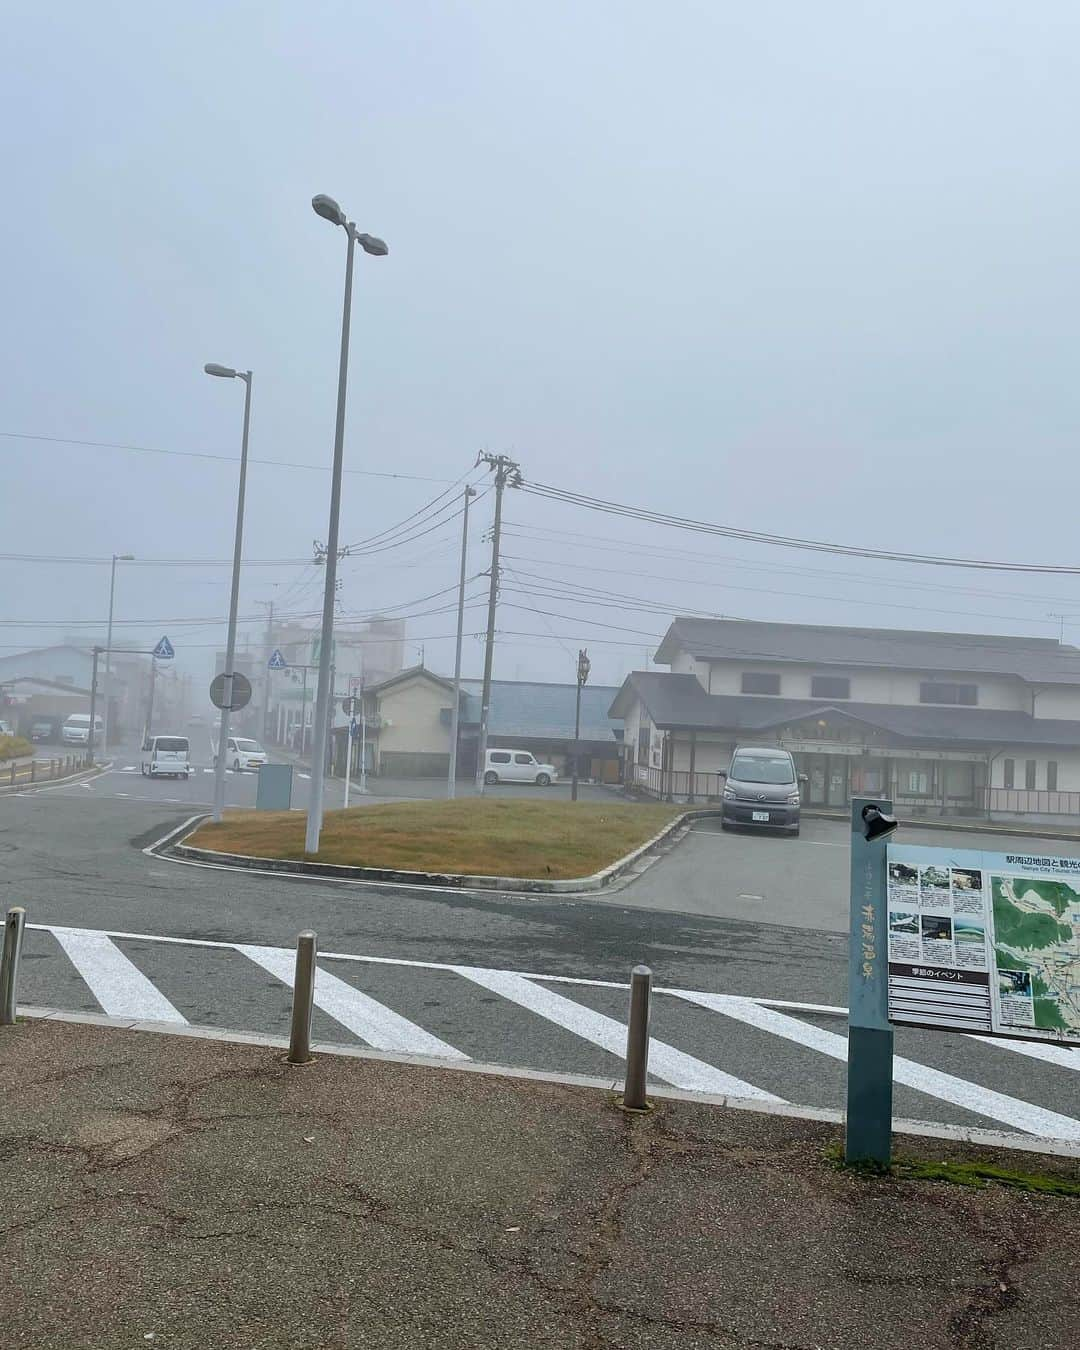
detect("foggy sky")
[3,1,1080,694]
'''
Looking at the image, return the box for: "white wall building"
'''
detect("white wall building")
[610,618,1080,822]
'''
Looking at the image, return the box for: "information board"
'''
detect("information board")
[885,844,1079,1046]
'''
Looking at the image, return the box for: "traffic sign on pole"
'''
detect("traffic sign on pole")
[152,635,175,660]
[268,649,288,671]
[210,672,252,711]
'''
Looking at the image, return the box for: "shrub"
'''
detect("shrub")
[0,735,33,762]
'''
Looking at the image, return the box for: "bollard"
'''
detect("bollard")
[287,930,317,1065]
[0,907,26,1026]
[29,761,35,784]
[8,763,14,787]
[620,964,653,1111]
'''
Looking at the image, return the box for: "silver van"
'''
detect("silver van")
[720,746,804,836]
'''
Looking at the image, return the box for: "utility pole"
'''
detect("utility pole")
[144,657,157,743]
[259,599,275,741]
[476,453,520,794]
[572,648,590,802]
[87,647,102,764]
[448,485,477,799]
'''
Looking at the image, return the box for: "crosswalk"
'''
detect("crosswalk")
[16,922,1080,1144]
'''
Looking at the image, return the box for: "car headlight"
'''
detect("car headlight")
[787,793,800,805]
[722,786,736,800]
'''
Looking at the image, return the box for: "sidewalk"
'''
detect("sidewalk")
[1,1019,1077,1349]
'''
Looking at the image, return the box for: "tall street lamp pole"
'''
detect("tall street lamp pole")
[305,193,388,855]
[572,648,590,802]
[447,484,477,799]
[102,553,134,757]
[204,362,253,825]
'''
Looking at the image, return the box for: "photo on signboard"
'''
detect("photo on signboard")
[921,915,953,943]
[888,910,920,961]
[997,967,1036,1027]
[952,917,987,969]
[889,911,919,935]
[919,865,951,904]
[888,862,919,906]
[950,868,984,914]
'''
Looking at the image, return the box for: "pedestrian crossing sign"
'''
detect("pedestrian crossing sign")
[268,649,288,670]
[152,635,175,660]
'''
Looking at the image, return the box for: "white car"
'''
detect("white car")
[483,749,557,786]
[62,713,103,746]
[141,735,193,779]
[224,737,267,772]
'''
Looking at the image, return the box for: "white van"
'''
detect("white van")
[483,748,557,786]
[62,713,104,746]
[141,734,193,779]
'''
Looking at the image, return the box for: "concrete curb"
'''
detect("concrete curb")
[166,807,723,894]
[0,759,108,795]
[801,807,1080,844]
[14,1004,1080,1158]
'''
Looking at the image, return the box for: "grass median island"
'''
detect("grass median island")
[188,798,685,879]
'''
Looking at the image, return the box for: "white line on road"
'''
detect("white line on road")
[453,966,781,1100]
[968,1034,1080,1072]
[298,773,311,780]
[238,943,468,1059]
[676,991,1080,1141]
[48,927,187,1023]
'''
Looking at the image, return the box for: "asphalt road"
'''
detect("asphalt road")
[2,782,1078,1143]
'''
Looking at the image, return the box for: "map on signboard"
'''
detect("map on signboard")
[885,844,1079,1045]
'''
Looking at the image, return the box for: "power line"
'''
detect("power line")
[0,430,457,483]
[518,480,1080,575]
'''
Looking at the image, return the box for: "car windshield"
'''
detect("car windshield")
[156,737,188,752]
[235,739,260,751]
[731,754,794,785]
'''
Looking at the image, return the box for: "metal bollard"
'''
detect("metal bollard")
[1,907,27,1027]
[620,964,652,1111]
[287,930,317,1065]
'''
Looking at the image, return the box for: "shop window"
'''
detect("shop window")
[1003,759,1014,789]
[1047,761,1058,791]
[919,681,977,706]
[811,675,850,700]
[1025,759,1037,790]
[742,672,781,695]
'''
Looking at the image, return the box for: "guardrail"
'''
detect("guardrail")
[2,754,91,788]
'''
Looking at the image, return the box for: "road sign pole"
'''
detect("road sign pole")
[144,657,157,742]
[845,795,895,1167]
[344,717,353,810]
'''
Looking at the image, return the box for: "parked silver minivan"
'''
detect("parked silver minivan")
[720,746,804,836]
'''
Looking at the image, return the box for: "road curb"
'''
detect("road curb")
[15,1004,1080,1158]
[0,759,109,795]
[163,807,724,893]
[801,808,1080,844]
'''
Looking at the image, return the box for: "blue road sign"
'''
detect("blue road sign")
[152,635,175,660]
[268,648,288,670]
[349,717,358,738]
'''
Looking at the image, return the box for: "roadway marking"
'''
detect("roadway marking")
[120,766,137,773]
[676,991,1080,1141]
[48,927,187,1023]
[970,1034,1080,1072]
[298,773,311,781]
[238,943,468,1059]
[453,966,781,1100]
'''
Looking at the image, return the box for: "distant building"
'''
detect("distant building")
[610,617,1080,822]
[327,668,624,780]
[0,644,150,739]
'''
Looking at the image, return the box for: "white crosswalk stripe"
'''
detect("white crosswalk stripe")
[453,966,781,1100]
[49,927,187,1023]
[21,925,1080,1143]
[239,943,468,1059]
[676,990,1080,1143]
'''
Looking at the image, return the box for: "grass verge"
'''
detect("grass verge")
[187,798,686,879]
[826,1143,1080,1196]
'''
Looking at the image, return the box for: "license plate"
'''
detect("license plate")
[751,810,770,822]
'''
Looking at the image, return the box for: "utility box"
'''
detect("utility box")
[256,763,292,812]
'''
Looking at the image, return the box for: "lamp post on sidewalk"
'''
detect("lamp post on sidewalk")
[102,553,134,757]
[305,193,388,855]
[571,648,590,802]
[204,362,253,825]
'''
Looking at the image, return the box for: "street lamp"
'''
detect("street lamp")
[305,192,388,854]
[204,360,253,825]
[572,648,591,802]
[102,553,134,758]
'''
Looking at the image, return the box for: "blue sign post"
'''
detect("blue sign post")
[845,796,895,1166]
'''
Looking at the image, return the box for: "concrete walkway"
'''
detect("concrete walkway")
[1,1018,1078,1349]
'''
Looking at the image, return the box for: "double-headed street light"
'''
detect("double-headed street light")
[305,194,388,855]
[204,361,253,825]
[102,553,134,758]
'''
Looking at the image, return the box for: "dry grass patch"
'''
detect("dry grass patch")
[188,798,685,879]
